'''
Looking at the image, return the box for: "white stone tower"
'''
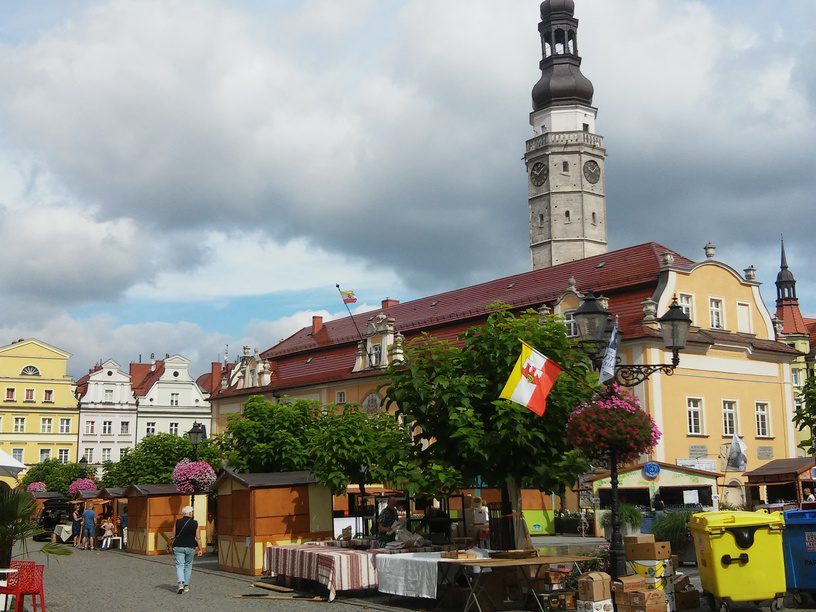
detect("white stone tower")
[524,0,607,270]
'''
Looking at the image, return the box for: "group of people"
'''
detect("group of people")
[374,495,490,547]
[69,503,127,551]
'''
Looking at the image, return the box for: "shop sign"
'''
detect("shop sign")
[806,532,816,553]
[688,445,708,459]
[757,446,773,460]
[642,462,661,479]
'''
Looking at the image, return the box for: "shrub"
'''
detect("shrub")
[650,510,693,548]
[600,503,643,529]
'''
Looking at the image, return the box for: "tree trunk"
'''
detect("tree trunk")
[506,475,533,550]
[0,546,11,569]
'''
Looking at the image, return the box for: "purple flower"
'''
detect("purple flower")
[26,481,46,493]
[68,478,97,496]
[172,459,216,494]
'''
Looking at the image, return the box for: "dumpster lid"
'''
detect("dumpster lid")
[689,510,784,529]
[783,509,816,524]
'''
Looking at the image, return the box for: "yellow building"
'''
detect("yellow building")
[0,339,78,485]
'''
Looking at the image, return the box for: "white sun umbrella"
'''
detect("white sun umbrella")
[0,448,26,479]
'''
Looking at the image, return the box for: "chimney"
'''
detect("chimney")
[312,316,324,335]
[704,242,716,259]
[211,361,222,393]
[744,265,757,282]
[381,298,400,309]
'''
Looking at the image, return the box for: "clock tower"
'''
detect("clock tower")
[524,0,607,270]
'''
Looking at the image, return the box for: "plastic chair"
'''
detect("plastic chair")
[0,560,46,611]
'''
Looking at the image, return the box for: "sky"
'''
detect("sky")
[0,0,814,378]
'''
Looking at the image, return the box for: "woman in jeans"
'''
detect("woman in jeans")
[171,505,202,594]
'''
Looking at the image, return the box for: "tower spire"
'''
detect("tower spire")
[776,238,796,302]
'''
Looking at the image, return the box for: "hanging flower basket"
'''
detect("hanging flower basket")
[26,482,46,493]
[567,384,661,466]
[172,459,216,494]
[68,478,97,497]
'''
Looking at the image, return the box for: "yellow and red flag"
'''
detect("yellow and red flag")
[340,289,357,304]
[499,340,562,416]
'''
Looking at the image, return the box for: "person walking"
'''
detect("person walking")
[171,505,202,594]
[81,504,97,550]
[100,517,114,550]
[71,505,82,548]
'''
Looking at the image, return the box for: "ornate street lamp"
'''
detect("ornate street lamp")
[573,293,691,580]
[187,422,204,461]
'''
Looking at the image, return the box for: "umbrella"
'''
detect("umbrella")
[0,449,26,479]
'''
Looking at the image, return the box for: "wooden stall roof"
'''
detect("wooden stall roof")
[75,490,101,500]
[31,492,64,500]
[125,484,181,497]
[745,458,815,481]
[100,487,126,499]
[215,469,317,489]
[584,461,723,483]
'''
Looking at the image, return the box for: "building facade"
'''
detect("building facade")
[76,359,137,469]
[0,339,78,483]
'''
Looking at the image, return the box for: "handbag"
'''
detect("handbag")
[166,517,194,554]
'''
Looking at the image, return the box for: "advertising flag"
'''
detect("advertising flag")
[500,340,563,416]
[725,432,747,472]
[340,290,357,304]
[599,323,619,383]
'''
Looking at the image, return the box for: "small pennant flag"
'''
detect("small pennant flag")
[500,340,563,416]
[340,290,357,304]
[599,322,619,383]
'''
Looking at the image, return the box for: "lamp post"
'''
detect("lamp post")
[78,456,88,475]
[573,294,691,580]
[186,422,204,461]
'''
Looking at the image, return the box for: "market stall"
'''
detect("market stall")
[31,491,64,517]
[216,470,333,575]
[744,458,816,509]
[124,484,207,555]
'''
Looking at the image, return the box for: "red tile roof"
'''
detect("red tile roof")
[776,300,809,335]
[131,361,165,397]
[75,364,103,400]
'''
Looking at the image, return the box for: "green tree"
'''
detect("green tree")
[0,488,69,566]
[221,396,316,473]
[384,305,596,545]
[20,460,93,496]
[794,377,816,456]
[308,405,411,495]
[102,433,223,488]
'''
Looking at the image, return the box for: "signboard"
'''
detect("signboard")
[642,462,661,479]
[757,446,774,460]
[688,445,708,459]
[806,532,816,553]
[677,458,718,473]
[579,490,595,509]
[683,490,700,505]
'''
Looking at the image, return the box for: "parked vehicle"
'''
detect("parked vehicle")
[34,498,71,541]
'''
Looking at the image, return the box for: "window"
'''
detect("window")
[564,312,579,337]
[582,123,589,132]
[722,400,737,436]
[4,388,14,401]
[737,302,751,334]
[678,294,693,322]
[104,389,113,403]
[120,421,130,435]
[85,420,95,434]
[43,389,53,403]
[793,369,802,387]
[11,449,23,463]
[370,345,382,367]
[755,402,770,437]
[102,421,112,435]
[169,422,179,435]
[40,418,52,433]
[591,212,597,225]
[565,210,571,223]
[336,391,346,404]
[562,161,569,173]
[145,422,156,436]
[687,398,703,435]
[58,449,69,463]
[39,449,50,462]
[20,366,39,376]
[170,393,179,407]
[101,448,111,462]
[538,213,544,226]
[120,448,129,460]
[24,388,34,402]
[83,448,94,463]
[59,418,70,434]
[709,298,724,329]
[13,417,25,433]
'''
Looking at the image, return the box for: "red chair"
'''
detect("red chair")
[0,560,46,611]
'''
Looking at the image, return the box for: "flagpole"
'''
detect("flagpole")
[336,284,375,366]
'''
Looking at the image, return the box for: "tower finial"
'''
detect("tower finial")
[775,238,796,302]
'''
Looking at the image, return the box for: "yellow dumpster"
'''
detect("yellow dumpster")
[689,511,785,612]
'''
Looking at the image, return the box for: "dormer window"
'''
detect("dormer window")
[20,366,40,376]
[371,345,383,367]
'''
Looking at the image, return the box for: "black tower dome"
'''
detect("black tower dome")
[532,0,594,111]
[775,239,797,301]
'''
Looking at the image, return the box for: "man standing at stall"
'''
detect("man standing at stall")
[377,497,399,545]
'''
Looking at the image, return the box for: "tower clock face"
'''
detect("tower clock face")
[583,160,601,184]
[530,161,548,186]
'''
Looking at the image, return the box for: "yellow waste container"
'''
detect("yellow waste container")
[689,511,785,612]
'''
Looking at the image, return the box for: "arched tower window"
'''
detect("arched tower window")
[567,30,576,54]
[554,29,565,54]
[543,32,553,58]
[20,366,40,376]
[538,214,545,226]
[565,210,571,223]
[562,161,569,173]
[592,212,597,225]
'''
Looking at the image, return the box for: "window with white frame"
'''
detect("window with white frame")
[4,388,14,401]
[564,312,579,337]
[39,449,50,462]
[678,294,694,322]
[58,449,69,463]
[722,400,737,436]
[20,366,39,376]
[145,422,156,436]
[11,449,23,463]
[755,402,770,437]
[737,302,751,334]
[170,393,180,406]
[101,448,111,462]
[13,417,25,433]
[84,448,94,463]
[59,418,70,434]
[793,369,802,387]
[104,389,113,403]
[102,421,112,435]
[85,420,95,434]
[169,422,179,435]
[40,417,52,433]
[43,389,53,403]
[120,448,129,460]
[335,391,346,404]
[24,388,34,402]
[120,421,129,435]
[687,398,703,435]
[709,298,724,329]
[370,345,382,367]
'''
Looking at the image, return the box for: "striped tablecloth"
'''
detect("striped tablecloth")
[263,545,377,601]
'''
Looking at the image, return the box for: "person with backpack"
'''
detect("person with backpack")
[171,505,202,594]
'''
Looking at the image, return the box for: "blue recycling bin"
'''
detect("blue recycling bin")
[782,509,816,592]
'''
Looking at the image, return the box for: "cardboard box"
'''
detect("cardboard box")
[577,599,614,612]
[624,534,655,545]
[578,572,612,602]
[674,590,700,611]
[614,575,647,593]
[670,574,690,593]
[544,570,569,584]
[625,541,671,561]
[630,590,665,607]
[627,559,673,588]
[670,555,679,569]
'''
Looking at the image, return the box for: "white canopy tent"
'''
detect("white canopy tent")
[0,449,26,479]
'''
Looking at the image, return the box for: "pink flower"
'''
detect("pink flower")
[172,459,216,494]
[68,478,97,496]
[26,481,46,493]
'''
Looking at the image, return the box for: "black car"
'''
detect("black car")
[34,498,72,541]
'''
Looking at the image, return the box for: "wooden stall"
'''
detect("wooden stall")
[745,458,816,509]
[31,491,65,517]
[216,470,333,576]
[124,484,208,556]
[73,490,106,516]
